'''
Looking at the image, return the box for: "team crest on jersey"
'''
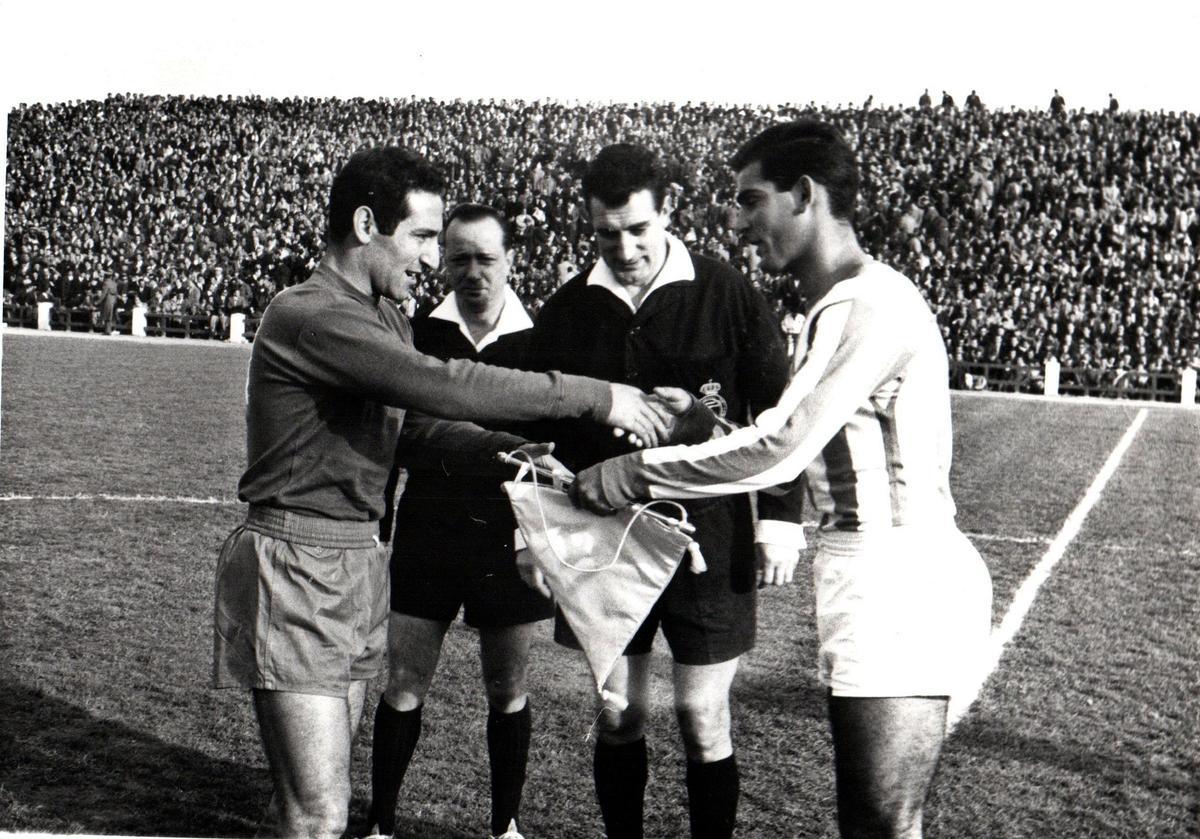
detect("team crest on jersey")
[698,380,728,417]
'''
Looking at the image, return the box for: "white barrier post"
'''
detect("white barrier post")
[1044,358,1060,397]
[37,301,53,330]
[229,312,246,343]
[131,305,147,338]
[1181,368,1197,405]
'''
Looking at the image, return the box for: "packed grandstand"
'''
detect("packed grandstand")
[4,94,1198,400]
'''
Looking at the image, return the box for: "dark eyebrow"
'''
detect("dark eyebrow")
[735,189,761,205]
[597,222,650,234]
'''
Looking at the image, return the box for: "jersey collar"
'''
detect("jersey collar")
[310,262,375,306]
[429,285,533,352]
[586,232,695,313]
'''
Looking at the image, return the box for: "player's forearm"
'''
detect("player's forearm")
[297,309,613,423]
[389,355,613,424]
[596,342,891,507]
[397,412,528,472]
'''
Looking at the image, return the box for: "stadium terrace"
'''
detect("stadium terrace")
[4,94,1199,402]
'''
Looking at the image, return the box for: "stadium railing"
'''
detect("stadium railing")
[3,303,37,329]
[2,304,260,343]
[947,359,1195,404]
[143,313,214,340]
[3,302,1193,404]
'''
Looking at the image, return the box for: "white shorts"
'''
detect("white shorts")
[813,524,992,698]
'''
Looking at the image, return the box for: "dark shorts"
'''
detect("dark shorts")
[390,537,554,629]
[212,506,389,698]
[554,496,757,665]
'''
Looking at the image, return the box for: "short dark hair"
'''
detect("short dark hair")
[730,120,860,220]
[446,203,511,251]
[326,147,445,244]
[582,143,668,211]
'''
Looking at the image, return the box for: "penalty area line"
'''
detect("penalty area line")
[948,407,1149,730]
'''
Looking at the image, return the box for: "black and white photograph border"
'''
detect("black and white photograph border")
[2,1,1198,838]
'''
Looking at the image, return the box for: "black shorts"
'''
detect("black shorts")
[390,537,554,629]
[554,495,757,665]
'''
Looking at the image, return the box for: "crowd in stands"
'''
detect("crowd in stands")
[5,93,1199,391]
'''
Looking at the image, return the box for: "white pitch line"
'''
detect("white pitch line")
[965,532,1051,546]
[0,492,1061,547]
[0,492,239,505]
[948,407,1149,730]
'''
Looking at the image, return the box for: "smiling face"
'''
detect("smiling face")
[734,160,812,274]
[366,190,444,301]
[444,215,511,319]
[588,189,670,289]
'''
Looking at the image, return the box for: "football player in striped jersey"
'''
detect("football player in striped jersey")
[571,121,993,839]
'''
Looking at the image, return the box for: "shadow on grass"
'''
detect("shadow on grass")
[950,715,1196,798]
[736,672,829,723]
[0,680,267,835]
[0,681,489,838]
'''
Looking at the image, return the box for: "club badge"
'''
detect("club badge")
[698,380,727,418]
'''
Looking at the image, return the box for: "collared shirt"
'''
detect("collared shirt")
[428,285,533,352]
[390,286,539,549]
[528,242,804,546]
[585,232,696,313]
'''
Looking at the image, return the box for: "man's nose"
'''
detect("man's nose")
[732,208,749,234]
[615,233,637,261]
[420,240,440,272]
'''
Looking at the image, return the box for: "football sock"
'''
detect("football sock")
[685,754,739,839]
[593,737,648,839]
[487,700,532,836]
[368,698,423,835]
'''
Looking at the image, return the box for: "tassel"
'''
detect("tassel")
[687,540,707,574]
[601,689,629,711]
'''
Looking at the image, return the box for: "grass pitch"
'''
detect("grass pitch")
[1,330,1197,838]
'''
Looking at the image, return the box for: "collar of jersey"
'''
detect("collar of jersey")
[310,262,376,306]
[806,259,886,316]
[429,285,533,352]
[585,232,695,313]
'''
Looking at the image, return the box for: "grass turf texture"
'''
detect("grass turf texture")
[2,331,1197,838]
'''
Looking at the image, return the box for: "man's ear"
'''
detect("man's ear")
[790,175,814,215]
[352,206,375,245]
[659,193,675,220]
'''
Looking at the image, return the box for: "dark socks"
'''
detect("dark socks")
[685,754,739,839]
[593,737,648,839]
[368,699,423,835]
[487,701,532,836]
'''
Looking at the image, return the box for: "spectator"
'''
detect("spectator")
[3,94,1197,398]
[1050,88,1066,116]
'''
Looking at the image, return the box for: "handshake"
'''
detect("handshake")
[606,384,717,449]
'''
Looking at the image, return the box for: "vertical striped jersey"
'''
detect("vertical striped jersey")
[599,261,959,532]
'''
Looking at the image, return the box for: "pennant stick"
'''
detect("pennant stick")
[497,451,695,536]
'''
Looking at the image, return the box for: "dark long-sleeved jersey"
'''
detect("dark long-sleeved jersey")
[526,237,804,539]
[238,264,611,522]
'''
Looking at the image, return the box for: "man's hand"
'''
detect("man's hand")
[755,543,800,588]
[515,548,552,598]
[649,386,694,417]
[512,441,574,482]
[568,463,620,515]
[606,384,668,448]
